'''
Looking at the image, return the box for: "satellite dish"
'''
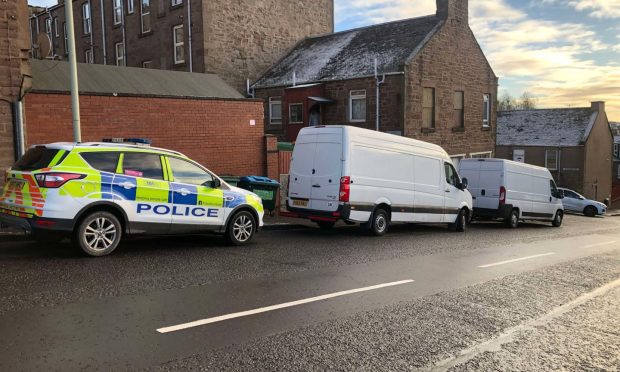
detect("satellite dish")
[34,33,52,59]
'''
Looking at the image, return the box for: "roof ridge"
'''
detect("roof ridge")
[307,14,438,41]
[499,107,590,113]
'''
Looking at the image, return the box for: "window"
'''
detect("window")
[115,42,125,66]
[173,24,184,63]
[550,180,559,198]
[63,23,68,53]
[81,152,120,173]
[563,190,579,199]
[168,157,214,186]
[122,153,164,180]
[444,163,459,187]
[483,94,491,127]
[127,0,134,14]
[349,90,366,122]
[289,103,303,124]
[545,149,558,170]
[614,144,619,157]
[142,60,153,68]
[471,151,492,159]
[423,87,435,128]
[82,2,91,34]
[53,17,59,37]
[450,154,466,170]
[13,148,62,171]
[141,0,151,33]
[269,97,282,125]
[454,91,464,128]
[618,164,620,179]
[85,49,93,63]
[113,0,122,25]
[45,17,52,36]
[171,0,183,6]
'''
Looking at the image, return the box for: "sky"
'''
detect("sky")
[29,0,620,120]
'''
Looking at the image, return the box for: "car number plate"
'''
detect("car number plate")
[292,199,309,207]
[7,179,25,192]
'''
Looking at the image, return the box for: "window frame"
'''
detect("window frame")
[127,0,135,14]
[617,164,620,179]
[173,24,185,64]
[422,87,436,129]
[171,0,183,6]
[450,154,466,169]
[120,152,165,181]
[545,149,559,171]
[289,103,304,124]
[84,49,94,63]
[80,151,121,173]
[141,0,152,34]
[444,162,460,188]
[454,91,464,128]
[63,22,68,54]
[349,90,367,123]
[470,151,492,159]
[53,17,59,37]
[113,0,122,25]
[45,17,52,36]
[115,42,125,66]
[167,156,215,187]
[269,97,282,126]
[483,94,491,127]
[82,2,91,35]
[142,60,152,68]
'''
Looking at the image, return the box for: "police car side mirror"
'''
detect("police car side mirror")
[211,178,221,189]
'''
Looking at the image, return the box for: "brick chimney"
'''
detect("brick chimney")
[591,101,605,113]
[437,0,468,24]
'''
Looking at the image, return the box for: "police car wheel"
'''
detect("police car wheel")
[76,212,122,257]
[226,211,256,246]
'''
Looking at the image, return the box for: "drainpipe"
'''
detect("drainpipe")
[88,0,93,62]
[374,58,385,132]
[100,0,107,64]
[187,0,193,72]
[121,0,126,65]
[12,101,25,158]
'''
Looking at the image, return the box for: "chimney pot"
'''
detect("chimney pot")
[436,0,469,23]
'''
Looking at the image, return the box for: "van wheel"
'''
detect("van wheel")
[453,209,467,232]
[225,210,256,246]
[505,209,519,229]
[552,210,563,227]
[75,212,122,257]
[316,221,336,230]
[584,206,597,218]
[370,208,389,236]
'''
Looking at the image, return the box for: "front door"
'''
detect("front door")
[443,162,462,223]
[167,156,225,232]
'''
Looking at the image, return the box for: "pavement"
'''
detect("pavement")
[0,214,619,370]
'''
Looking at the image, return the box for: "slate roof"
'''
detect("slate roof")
[497,108,597,147]
[252,16,443,89]
[30,59,244,99]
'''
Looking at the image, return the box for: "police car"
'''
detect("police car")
[0,139,264,256]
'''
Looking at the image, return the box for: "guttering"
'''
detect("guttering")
[252,71,405,91]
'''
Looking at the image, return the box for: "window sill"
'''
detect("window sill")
[289,122,304,125]
[481,126,492,131]
[139,31,153,38]
[451,127,465,133]
[173,61,186,67]
[112,23,122,29]
[170,4,183,10]
[421,128,436,134]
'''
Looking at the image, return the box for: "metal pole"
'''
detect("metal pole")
[65,0,82,142]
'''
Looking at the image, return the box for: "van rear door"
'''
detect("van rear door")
[477,160,503,210]
[288,132,317,208]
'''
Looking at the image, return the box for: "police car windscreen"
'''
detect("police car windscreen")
[13,147,61,171]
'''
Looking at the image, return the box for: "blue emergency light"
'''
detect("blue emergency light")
[102,138,152,146]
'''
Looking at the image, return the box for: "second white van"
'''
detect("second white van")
[283,126,473,235]
[458,158,564,228]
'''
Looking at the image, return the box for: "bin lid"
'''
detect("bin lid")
[239,175,280,186]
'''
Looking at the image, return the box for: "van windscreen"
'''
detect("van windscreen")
[13,147,62,171]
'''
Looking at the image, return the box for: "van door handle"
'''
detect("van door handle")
[445,189,451,193]
[312,184,321,188]
[119,182,135,190]
[176,188,191,196]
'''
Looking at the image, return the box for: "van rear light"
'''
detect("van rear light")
[339,176,351,202]
[35,173,85,188]
[499,186,506,205]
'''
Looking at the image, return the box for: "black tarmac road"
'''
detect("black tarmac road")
[1,215,619,371]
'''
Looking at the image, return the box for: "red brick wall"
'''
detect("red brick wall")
[23,93,275,177]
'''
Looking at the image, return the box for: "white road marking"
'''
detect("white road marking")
[478,253,556,268]
[583,240,617,249]
[157,279,415,334]
[430,277,620,372]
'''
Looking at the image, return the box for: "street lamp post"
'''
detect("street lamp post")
[64,0,82,142]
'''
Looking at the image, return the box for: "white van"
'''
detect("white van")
[458,158,564,228]
[283,126,473,235]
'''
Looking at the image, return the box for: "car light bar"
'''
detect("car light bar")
[102,138,152,146]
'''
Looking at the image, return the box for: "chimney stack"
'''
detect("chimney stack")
[591,101,605,113]
[436,0,469,24]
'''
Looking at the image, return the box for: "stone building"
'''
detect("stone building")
[496,102,613,202]
[252,0,498,164]
[29,0,333,91]
[0,0,31,180]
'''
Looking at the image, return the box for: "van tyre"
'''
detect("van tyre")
[370,208,389,236]
[453,209,467,232]
[552,210,563,227]
[584,206,597,218]
[505,209,519,229]
[75,212,122,257]
[225,210,256,246]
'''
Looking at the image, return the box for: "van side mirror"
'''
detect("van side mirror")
[460,177,468,190]
[557,190,564,199]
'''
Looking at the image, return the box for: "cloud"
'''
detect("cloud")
[537,0,620,18]
[335,0,620,119]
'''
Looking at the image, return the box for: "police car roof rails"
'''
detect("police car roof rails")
[102,138,152,146]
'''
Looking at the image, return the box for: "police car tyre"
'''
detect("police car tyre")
[370,208,389,236]
[75,212,122,257]
[225,210,256,246]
